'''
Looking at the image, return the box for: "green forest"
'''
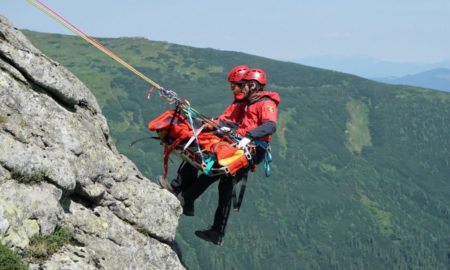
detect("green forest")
[23,30,450,270]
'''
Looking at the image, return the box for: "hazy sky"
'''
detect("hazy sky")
[2,0,450,63]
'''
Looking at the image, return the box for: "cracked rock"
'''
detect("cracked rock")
[0,15,184,269]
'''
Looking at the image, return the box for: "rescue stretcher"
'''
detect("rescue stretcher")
[148,109,254,179]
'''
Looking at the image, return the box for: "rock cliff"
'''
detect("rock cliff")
[0,15,184,269]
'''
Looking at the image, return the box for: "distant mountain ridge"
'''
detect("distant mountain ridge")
[295,55,450,78]
[374,68,450,92]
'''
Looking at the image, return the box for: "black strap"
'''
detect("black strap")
[128,136,156,148]
[232,170,249,212]
[165,105,182,141]
[247,96,275,106]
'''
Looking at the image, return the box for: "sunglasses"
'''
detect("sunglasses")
[231,82,246,89]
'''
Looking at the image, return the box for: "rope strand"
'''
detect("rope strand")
[26,0,238,141]
[27,0,161,90]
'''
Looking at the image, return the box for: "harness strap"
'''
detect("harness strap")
[163,137,184,179]
[164,106,181,142]
[232,171,248,212]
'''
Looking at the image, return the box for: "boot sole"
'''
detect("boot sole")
[195,231,223,246]
[157,176,174,193]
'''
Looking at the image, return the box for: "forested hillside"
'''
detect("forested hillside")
[23,30,450,270]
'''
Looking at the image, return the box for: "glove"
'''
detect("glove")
[203,119,218,130]
[219,126,231,133]
[237,137,251,149]
[204,123,215,130]
[193,117,204,127]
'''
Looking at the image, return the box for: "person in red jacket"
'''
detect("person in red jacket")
[190,68,280,245]
[235,68,279,145]
[158,65,249,215]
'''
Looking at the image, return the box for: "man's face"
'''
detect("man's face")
[230,82,244,95]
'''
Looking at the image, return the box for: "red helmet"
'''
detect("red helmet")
[228,65,249,82]
[242,68,267,85]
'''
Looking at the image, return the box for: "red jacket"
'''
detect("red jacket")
[217,100,246,125]
[236,91,280,142]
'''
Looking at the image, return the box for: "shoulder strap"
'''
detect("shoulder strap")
[163,137,184,179]
[247,96,275,106]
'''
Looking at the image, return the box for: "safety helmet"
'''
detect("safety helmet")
[242,68,267,85]
[228,65,249,82]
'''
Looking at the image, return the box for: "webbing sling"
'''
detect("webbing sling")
[162,106,183,179]
[232,170,248,212]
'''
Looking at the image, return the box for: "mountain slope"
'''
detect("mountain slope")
[22,29,450,270]
[376,68,450,92]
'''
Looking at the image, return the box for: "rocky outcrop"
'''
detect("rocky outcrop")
[0,15,184,269]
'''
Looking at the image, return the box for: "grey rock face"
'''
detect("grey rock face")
[0,15,184,269]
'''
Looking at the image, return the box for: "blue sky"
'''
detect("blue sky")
[2,0,450,63]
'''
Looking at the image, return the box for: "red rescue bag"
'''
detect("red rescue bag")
[148,110,193,141]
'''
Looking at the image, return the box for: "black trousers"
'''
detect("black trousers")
[172,162,222,209]
[174,146,266,236]
[170,161,199,195]
[180,167,247,236]
[211,169,248,235]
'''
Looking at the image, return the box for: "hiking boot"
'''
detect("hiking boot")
[157,175,174,193]
[182,205,195,216]
[177,193,195,216]
[195,228,224,246]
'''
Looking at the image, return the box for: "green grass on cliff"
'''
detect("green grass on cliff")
[0,244,28,270]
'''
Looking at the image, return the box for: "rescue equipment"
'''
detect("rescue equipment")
[27,0,273,186]
[148,108,252,179]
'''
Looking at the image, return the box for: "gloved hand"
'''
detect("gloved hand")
[204,123,215,130]
[219,126,231,133]
[203,119,218,130]
[237,137,251,149]
[193,117,205,127]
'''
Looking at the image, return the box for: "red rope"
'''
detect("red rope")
[34,0,130,69]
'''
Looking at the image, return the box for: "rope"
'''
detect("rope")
[27,0,246,157]
[185,107,204,165]
[26,0,162,90]
[26,0,231,118]
[26,0,260,180]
